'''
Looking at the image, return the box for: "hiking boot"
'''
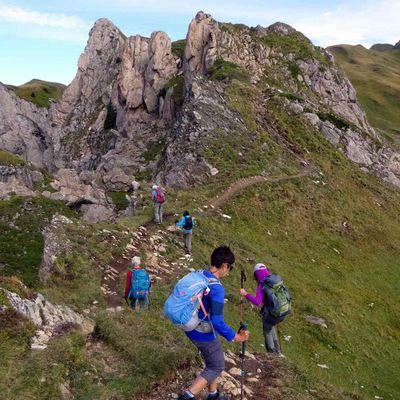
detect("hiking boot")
[206,389,229,400]
[177,392,195,400]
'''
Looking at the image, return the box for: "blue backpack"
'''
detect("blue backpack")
[129,269,150,299]
[164,270,218,332]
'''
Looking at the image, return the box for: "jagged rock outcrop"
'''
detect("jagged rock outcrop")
[302,110,400,186]
[183,11,219,93]
[0,84,55,170]
[158,12,400,188]
[4,289,94,349]
[0,165,43,199]
[39,214,74,283]
[157,77,247,188]
[55,19,178,176]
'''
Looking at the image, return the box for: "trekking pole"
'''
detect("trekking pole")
[239,270,248,400]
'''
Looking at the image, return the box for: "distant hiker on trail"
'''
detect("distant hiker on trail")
[124,256,151,310]
[240,263,291,356]
[152,184,165,224]
[175,210,196,255]
[165,246,249,400]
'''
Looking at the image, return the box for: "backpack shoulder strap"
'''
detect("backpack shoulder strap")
[199,270,221,286]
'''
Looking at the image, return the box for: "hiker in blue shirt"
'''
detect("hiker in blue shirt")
[175,210,196,255]
[178,246,250,400]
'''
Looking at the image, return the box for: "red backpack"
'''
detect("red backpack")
[156,188,166,203]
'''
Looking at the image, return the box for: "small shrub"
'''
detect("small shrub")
[171,39,185,59]
[141,139,165,162]
[317,111,352,130]
[162,75,185,105]
[279,92,303,102]
[207,59,249,83]
[287,61,302,79]
[0,276,34,299]
[107,191,129,211]
[0,150,27,167]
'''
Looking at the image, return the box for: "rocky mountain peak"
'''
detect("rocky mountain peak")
[1,11,400,208]
[267,22,297,36]
[394,40,400,49]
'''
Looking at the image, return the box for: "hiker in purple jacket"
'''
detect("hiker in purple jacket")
[240,263,284,355]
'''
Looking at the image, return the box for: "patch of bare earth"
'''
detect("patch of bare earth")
[138,350,287,400]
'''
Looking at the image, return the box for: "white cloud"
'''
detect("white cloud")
[0,4,88,30]
[293,0,400,47]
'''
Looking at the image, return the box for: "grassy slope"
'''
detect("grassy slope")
[175,76,400,399]
[6,79,66,108]
[328,45,400,142]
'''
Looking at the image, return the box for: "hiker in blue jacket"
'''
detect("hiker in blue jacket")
[178,246,250,400]
[175,210,196,255]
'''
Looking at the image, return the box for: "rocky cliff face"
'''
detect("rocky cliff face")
[158,12,400,188]
[0,84,55,170]
[0,11,399,193]
[55,19,178,178]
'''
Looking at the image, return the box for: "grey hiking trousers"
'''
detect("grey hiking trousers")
[191,338,225,384]
[262,312,283,354]
[154,202,164,223]
[183,231,192,254]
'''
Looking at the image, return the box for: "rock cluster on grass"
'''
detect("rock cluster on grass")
[3,290,94,350]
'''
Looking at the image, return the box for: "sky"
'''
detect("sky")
[0,0,399,86]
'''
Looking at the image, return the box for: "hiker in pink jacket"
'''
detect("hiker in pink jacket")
[240,263,285,355]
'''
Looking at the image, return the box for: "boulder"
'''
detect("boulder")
[102,167,132,191]
[81,204,114,223]
[4,290,94,350]
[0,165,38,200]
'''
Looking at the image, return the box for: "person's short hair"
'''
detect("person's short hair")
[131,256,141,267]
[183,210,189,216]
[211,246,235,269]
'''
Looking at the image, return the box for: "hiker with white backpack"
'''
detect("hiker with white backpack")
[124,256,151,310]
[152,184,166,224]
[239,263,291,356]
[164,246,249,400]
